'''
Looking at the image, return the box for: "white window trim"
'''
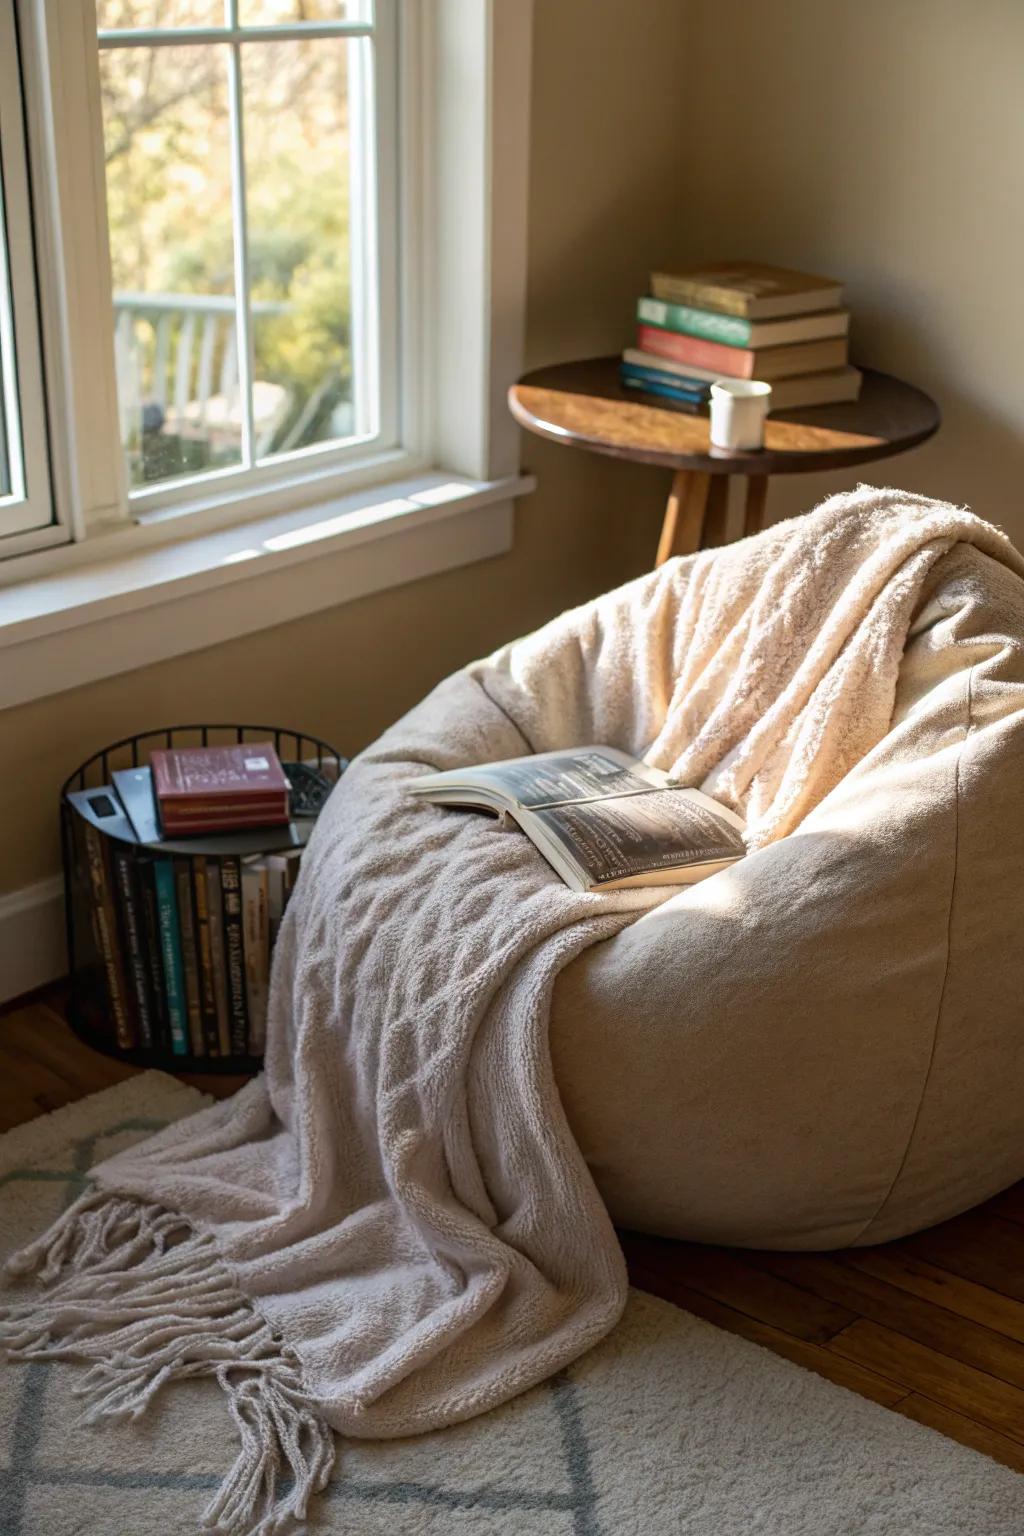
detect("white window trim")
[0,0,59,549]
[0,0,536,705]
[0,470,531,711]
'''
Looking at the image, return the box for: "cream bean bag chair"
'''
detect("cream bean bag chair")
[549,536,1024,1249]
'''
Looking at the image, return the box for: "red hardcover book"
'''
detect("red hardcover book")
[158,813,290,834]
[635,323,847,381]
[151,742,290,833]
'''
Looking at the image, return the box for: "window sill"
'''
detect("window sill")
[0,469,533,710]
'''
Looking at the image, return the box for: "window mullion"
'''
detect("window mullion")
[368,0,399,452]
[348,31,373,439]
[97,23,375,49]
[227,30,256,470]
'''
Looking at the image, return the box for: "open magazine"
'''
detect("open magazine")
[408,746,747,893]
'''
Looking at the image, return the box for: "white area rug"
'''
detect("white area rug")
[1,1072,1022,1535]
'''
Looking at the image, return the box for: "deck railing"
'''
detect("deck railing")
[112,290,290,461]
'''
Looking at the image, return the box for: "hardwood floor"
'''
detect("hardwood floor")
[0,984,247,1132]
[5,985,1024,1474]
[620,1230,1024,1472]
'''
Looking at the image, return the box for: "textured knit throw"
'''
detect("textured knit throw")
[4,488,1023,1535]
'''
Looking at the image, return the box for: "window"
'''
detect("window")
[0,0,530,604]
[6,0,400,552]
[96,0,393,510]
[0,0,56,549]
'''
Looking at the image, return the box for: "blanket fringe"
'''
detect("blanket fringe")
[0,1188,335,1536]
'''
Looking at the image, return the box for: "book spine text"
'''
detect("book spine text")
[192,856,220,1056]
[137,855,170,1052]
[206,860,232,1057]
[220,855,249,1056]
[153,858,188,1056]
[83,823,134,1049]
[112,844,154,1049]
[242,862,270,1054]
[174,857,205,1056]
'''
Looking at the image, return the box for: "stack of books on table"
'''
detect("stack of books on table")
[620,260,863,414]
[66,742,333,1059]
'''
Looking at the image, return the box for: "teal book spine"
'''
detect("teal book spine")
[637,295,751,347]
[153,856,188,1056]
[621,374,702,412]
[620,361,709,399]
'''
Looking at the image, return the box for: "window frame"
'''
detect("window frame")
[94,1,402,519]
[0,0,531,631]
[0,0,61,555]
[13,0,410,549]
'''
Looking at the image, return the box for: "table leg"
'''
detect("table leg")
[744,476,769,538]
[699,475,731,550]
[656,470,710,566]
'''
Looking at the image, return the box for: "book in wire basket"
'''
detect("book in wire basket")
[61,724,344,1072]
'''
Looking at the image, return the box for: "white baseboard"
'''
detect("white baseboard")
[0,876,67,1005]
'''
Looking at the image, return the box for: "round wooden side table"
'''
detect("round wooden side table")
[509,357,940,565]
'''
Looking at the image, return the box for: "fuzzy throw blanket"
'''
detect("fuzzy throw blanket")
[4,488,1023,1534]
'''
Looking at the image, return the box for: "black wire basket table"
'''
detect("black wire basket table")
[61,723,345,1074]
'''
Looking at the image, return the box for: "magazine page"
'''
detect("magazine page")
[443,749,659,809]
[531,789,745,886]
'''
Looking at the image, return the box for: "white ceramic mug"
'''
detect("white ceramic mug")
[709,378,772,451]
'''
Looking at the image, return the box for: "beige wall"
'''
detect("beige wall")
[0,0,688,895]
[681,0,1024,537]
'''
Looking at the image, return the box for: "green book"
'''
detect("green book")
[636,295,848,351]
[153,856,188,1056]
[638,295,753,346]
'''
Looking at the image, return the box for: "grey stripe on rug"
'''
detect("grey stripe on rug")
[1,1071,1022,1535]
